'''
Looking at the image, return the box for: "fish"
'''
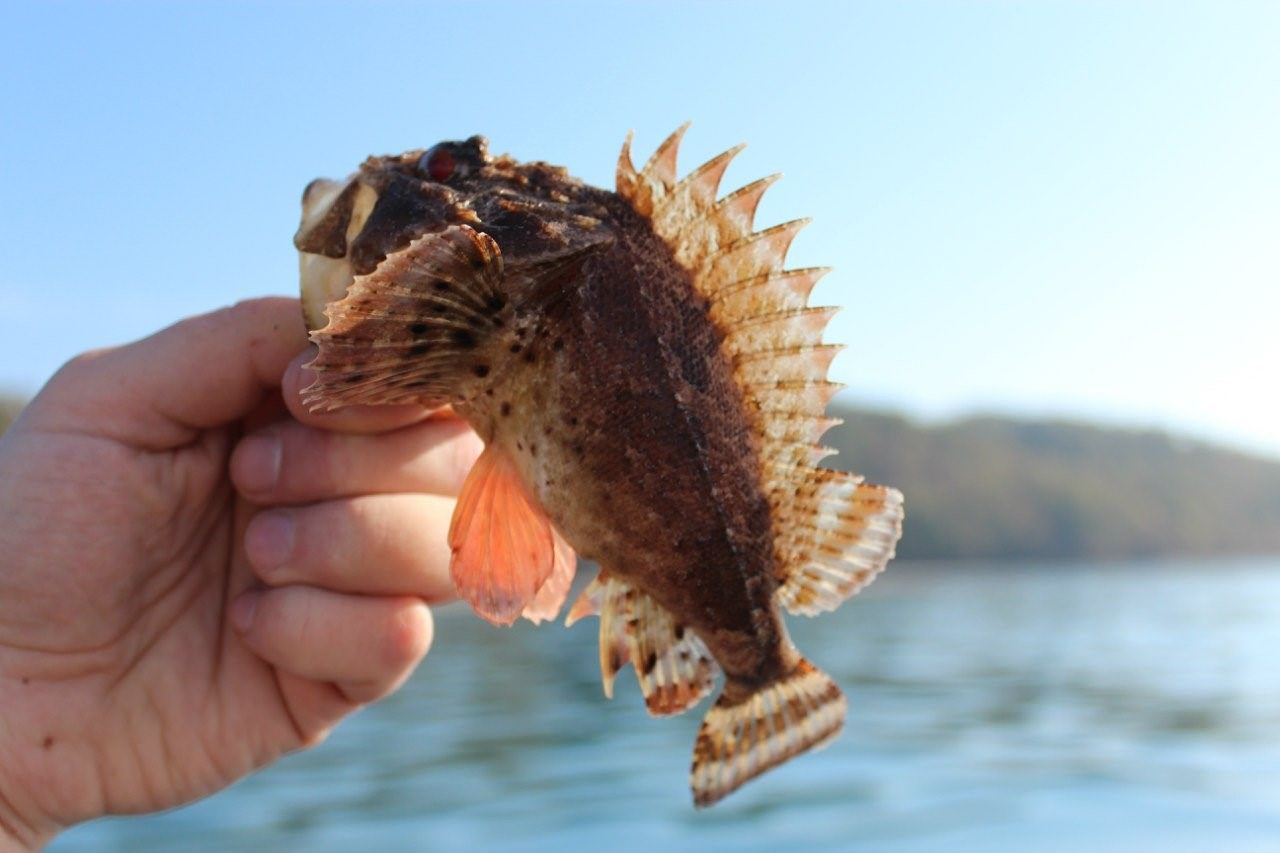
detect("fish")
[293,126,905,807]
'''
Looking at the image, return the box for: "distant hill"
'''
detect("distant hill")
[828,407,1280,561]
[0,396,20,435]
[2,392,1277,561]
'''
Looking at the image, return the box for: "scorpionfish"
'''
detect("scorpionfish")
[294,126,905,807]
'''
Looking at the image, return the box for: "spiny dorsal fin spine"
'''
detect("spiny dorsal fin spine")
[710,267,831,326]
[700,218,809,294]
[616,130,644,213]
[761,442,838,471]
[721,307,839,361]
[618,124,693,218]
[651,145,748,264]
[676,143,745,206]
[735,345,845,386]
[745,380,845,421]
[757,412,842,444]
[668,175,784,272]
[714,174,781,233]
[642,122,690,191]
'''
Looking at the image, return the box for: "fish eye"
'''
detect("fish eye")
[418,145,456,182]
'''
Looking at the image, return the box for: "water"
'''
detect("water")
[56,559,1280,851]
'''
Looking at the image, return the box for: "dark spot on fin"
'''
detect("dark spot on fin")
[566,574,720,718]
[302,224,511,413]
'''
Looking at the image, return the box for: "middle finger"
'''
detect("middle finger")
[231,417,482,503]
[244,493,458,602]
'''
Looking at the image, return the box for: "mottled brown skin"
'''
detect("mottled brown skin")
[296,137,797,694]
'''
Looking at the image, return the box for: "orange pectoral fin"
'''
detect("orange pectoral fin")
[448,444,574,626]
[521,525,577,624]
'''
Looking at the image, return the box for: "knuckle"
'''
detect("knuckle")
[50,348,110,387]
[227,295,285,322]
[282,423,339,496]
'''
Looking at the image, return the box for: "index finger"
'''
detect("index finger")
[282,348,452,434]
[34,297,307,449]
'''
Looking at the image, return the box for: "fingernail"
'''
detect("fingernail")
[245,510,296,573]
[230,592,260,632]
[291,346,319,390]
[234,432,282,494]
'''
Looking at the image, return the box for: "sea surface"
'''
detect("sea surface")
[55,559,1280,851]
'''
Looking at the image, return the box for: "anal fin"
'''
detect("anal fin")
[520,525,576,624]
[567,572,719,716]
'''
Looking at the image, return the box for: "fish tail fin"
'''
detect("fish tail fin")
[690,658,846,808]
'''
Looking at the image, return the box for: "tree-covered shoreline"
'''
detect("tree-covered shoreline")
[829,407,1280,561]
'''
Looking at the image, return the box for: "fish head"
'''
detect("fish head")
[295,135,606,330]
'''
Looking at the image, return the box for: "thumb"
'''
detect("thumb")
[34,297,308,448]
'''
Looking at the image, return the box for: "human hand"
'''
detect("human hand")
[0,298,481,850]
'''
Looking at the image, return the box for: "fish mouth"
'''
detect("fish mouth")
[295,176,379,330]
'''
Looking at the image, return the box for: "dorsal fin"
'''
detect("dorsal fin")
[617,125,905,616]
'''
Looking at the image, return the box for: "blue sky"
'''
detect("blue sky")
[2,2,1277,455]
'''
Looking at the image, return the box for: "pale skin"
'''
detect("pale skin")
[0,298,482,850]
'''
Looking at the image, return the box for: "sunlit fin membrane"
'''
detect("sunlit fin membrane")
[448,444,576,626]
[567,572,719,715]
[690,659,846,807]
[520,525,577,624]
[775,476,903,615]
[301,224,508,412]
